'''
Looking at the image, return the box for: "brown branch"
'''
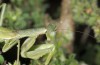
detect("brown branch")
[56,0,74,53]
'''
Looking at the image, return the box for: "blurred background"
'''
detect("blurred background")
[0,0,100,65]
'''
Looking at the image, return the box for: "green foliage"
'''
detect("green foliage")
[93,18,100,42]
[4,5,27,29]
[0,55,4,65]
[95,45,100,65]
[7,0,47,28]
[72,0,98,26]
[1,0,47,30]
[66,54,79,65]
[72,1,100,65]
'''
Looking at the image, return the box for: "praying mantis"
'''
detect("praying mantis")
[0,3,55,65]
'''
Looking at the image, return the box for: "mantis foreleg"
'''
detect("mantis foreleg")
[2,39,18,52]
[21,36,55,65]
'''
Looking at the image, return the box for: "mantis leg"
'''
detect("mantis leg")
[21,36,55,65]
[2,39,21,65]
[21,36,38,58]
[16,40,20,65]
[0,3,6,26]
[2,39,18,52]
[45,44,55,65]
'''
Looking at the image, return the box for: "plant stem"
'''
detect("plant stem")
[0,3,6,26]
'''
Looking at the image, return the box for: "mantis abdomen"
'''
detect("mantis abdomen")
[0,27,47,39]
